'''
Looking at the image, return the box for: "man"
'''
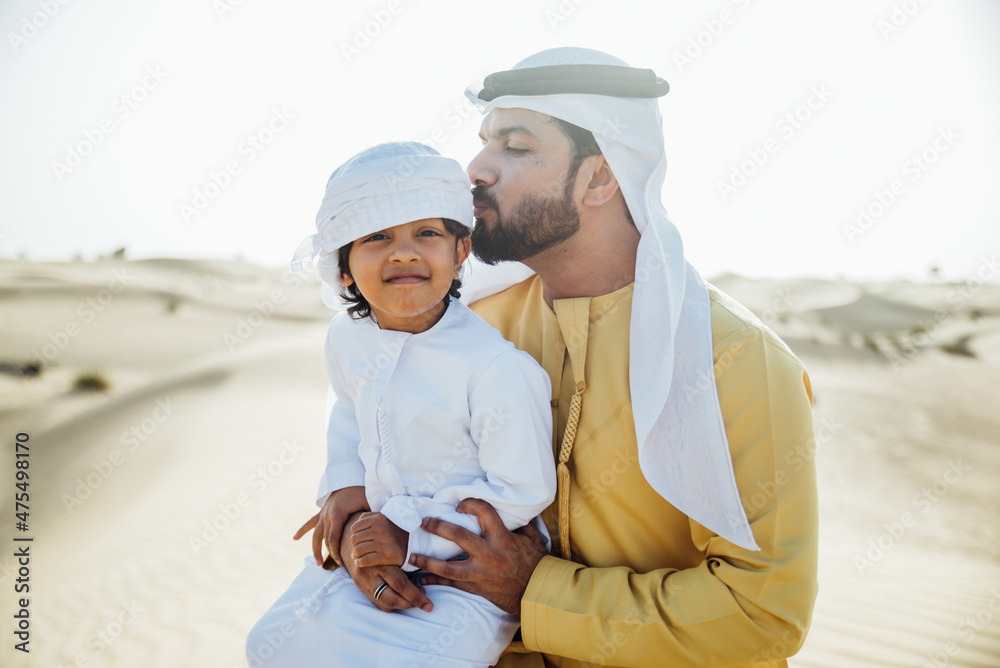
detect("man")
[263,47,817,668]
[404,48,818,667]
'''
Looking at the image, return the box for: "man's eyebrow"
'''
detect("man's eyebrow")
[479,125,538,142]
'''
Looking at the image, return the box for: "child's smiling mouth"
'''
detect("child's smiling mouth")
[384,273,428,284]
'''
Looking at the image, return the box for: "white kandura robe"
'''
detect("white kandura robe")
[247,300,556,668]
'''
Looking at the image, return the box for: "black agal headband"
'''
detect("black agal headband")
[476,64,669,102]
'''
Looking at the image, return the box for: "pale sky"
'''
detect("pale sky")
[2,0,998,282]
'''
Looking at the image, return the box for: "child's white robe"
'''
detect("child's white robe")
[247,300,556,667]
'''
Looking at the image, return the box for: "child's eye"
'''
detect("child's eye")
[363,232,388,242]
[417,229,443,237]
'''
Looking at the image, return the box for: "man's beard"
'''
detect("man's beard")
[470,179,580,266]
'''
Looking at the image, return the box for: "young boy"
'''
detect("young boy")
[246,142,556,667]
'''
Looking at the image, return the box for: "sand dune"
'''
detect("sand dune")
[812,292,939,334]
[1,259,998,667]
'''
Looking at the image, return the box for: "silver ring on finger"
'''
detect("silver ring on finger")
[373,582,390,602]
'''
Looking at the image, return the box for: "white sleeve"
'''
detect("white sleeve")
[315,319,366,507]
[379,349,556,570]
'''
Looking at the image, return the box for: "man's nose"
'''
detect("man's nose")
[467,149,497,187]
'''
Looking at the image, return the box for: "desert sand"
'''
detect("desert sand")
[1,258,998,668]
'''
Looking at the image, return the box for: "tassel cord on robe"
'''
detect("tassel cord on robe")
[556,382,585,561]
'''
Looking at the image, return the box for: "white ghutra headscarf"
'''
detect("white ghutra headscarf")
[291,141,474,294]
[463,47,759,551]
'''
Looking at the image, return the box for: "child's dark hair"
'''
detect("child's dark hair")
[338,218,470,320]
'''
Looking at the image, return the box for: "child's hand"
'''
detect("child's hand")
[294,486,369,567]
[349,512,409,568]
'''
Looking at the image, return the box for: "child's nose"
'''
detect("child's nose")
[388,238,419,262]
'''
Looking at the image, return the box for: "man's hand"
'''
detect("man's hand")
[350,512,408,567]
[341,511,434,613]
[293,486,369,566]
[407,498,548,616]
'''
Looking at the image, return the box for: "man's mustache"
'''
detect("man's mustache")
[471,185,498,210]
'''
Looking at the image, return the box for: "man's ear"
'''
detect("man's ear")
[580,156,621,208]
[454,237,472,276]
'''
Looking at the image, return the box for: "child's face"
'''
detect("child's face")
[342,218,471,333]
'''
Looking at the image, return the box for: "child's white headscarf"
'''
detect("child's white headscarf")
[464,47,759,551]
[291,141,474,291]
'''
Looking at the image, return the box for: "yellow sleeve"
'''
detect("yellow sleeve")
[518,325,819,667]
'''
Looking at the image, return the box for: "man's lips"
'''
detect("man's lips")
[473,201,494,218]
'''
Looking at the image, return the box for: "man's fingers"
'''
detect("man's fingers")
[415,573,460,590]
[371,585,425,613]
[420,517,485,554]
[293,513,319,541]
[455,498,507,538]
[370,587,403,612]
[380,568,433,612]
[408,552,474,581]
[515,519,547,551]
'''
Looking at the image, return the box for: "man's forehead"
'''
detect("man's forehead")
[479,107,570,141]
